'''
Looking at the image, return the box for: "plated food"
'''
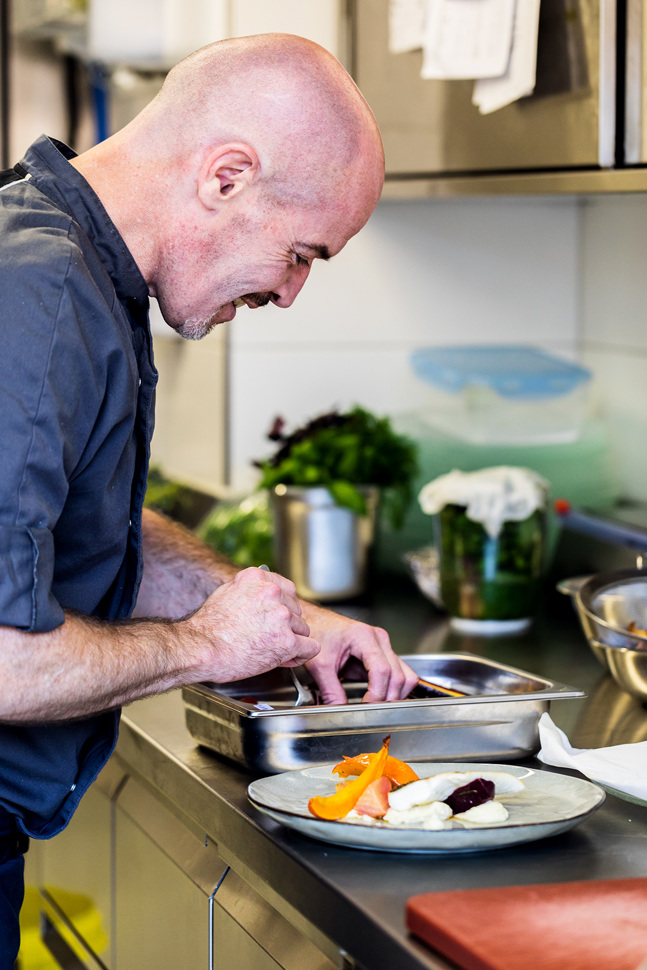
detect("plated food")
[308,737,524,830]
[248,748,606,854]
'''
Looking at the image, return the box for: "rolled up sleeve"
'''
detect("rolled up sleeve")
[0,525,64,632]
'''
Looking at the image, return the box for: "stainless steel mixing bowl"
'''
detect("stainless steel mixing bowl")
[560,569,647,702]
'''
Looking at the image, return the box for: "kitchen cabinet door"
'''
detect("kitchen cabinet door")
[211,867,339,970]
[114,773,338,970]
[38,761,123,968]
[114,775,224,969]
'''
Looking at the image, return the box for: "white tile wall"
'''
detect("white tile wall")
[229,196,581,491]
[579,349,647,501]
[581,195,647,349]
[151,320,228,493]
[580,195,647,502]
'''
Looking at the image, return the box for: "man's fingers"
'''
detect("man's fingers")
[364,653,419,703]
[290,614,311,638]
[305,656,349,706]
[399,658,420,699]
[193,568,319,682]
[362,670,394,703]
[282,636,321,667]
[305,626,413,705]
[367,630,418,701]
[255,570,313,652]
[255,566,302,617]
[341,626,403,703]
[299,603,422,706]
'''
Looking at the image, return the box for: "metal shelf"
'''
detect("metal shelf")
[381,166,647,199]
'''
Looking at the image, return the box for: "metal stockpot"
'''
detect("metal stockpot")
[271,485,379,601]
[560,569,647,701]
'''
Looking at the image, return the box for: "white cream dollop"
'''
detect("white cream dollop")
[383,800,453,829]
[453,800,510,825]
[387,771,524,812]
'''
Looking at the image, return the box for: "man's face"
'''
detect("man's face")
[152,182,377,340]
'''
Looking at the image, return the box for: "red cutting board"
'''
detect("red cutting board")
[406,879,647,970]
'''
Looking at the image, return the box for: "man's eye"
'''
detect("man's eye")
[295,254,310,267]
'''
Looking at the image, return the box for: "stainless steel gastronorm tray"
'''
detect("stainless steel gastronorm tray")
[182,653,584,773]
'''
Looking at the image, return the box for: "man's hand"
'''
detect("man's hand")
[136,511,413,705]
[185,567,320,683]
[300,601,418,706]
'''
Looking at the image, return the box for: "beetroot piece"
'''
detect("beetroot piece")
[445,778,495,814]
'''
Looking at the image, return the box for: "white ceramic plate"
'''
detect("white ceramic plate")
[248,762,605,854]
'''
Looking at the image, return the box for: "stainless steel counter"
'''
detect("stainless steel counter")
[115,584,647,970]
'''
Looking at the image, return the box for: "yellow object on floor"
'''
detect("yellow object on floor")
[18,885,107,969]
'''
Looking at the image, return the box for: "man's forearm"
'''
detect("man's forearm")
[0,610,203,722]
[0,564,317,723]
[134,507,239,619]
[0,510,240,722]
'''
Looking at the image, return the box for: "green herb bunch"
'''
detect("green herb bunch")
[254,407,419,529]
[197,493,274,570]
[144,466,196,520]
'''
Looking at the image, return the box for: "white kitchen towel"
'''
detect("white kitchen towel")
[537,712,647,802]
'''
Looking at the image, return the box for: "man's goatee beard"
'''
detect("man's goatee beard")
[177,316,219,340]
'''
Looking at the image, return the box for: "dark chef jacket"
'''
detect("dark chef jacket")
[0,135,158,839]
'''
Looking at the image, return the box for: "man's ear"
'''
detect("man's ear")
[197,144,259,209]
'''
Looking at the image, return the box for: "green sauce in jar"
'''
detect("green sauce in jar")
[435,503,546,622]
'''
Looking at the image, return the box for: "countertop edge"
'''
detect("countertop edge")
[117,696,439,970]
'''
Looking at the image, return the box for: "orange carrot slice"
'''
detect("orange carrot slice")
[332,752,419,786]
[309,736,391,820]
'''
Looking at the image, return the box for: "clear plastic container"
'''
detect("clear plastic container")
[411,345,592,445]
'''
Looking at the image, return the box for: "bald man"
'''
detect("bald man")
[0,33,416,960]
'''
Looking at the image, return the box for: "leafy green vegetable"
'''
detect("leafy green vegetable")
[144,466,197,520]
[196,493,274,569]
[254,407,419,529]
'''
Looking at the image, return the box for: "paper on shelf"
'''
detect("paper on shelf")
[537,713,647,802]
[472,0,540,114]
[421,0,516,80]
[388,0,427,54]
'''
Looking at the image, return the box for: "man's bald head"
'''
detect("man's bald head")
[132,33,383,210]
[72,34,384,337]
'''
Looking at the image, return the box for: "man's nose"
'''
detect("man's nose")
[270,264,311,308]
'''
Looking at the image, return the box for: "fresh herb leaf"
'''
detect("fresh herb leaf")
[254,407,419,529]
[329,480,367,516]
[196,493,274,569]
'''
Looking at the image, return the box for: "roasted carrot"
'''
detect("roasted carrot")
[308,736,391,820]
[332,752,419,786]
